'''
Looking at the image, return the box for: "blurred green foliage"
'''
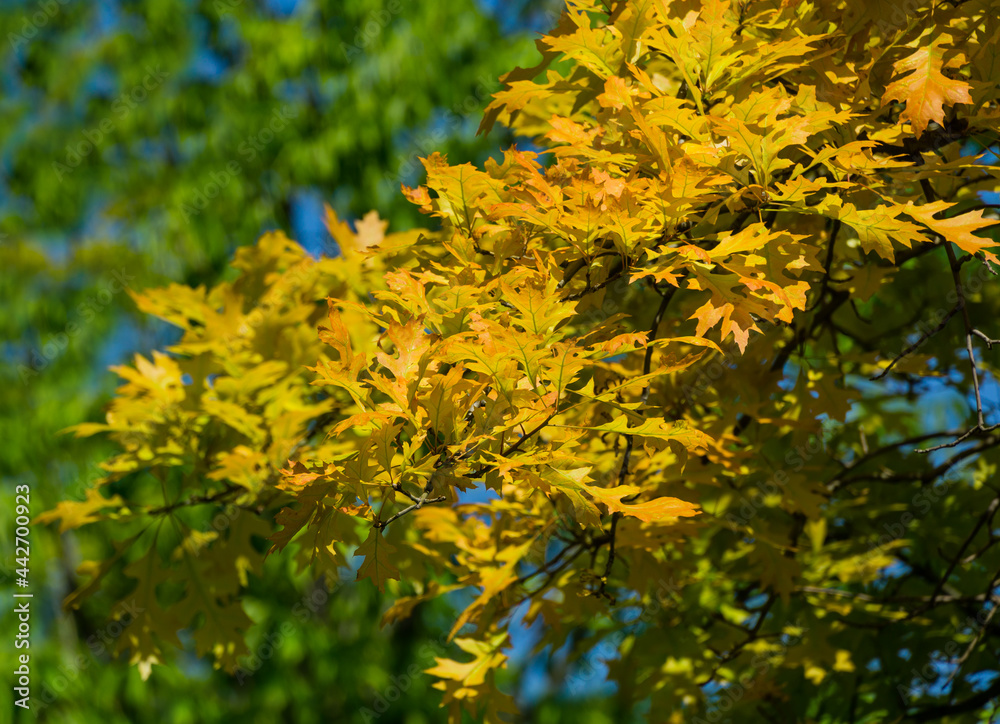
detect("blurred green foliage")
[0,0,603,721]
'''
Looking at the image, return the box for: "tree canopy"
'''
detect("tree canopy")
[41,0,1000,722]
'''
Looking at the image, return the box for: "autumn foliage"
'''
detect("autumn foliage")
[42,1,1000,721]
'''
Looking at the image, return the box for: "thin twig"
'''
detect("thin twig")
[944,566,1000,689]
[870,304,960,380]
[922,495,1000,612]
[973,329,1000,349]
[375,495,448,530]
[598,287,677,601]
[917,423,1000,453]
[807,219,842,312]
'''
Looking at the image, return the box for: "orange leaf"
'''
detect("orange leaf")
[904,200,1000,263]
[882,42,973,138]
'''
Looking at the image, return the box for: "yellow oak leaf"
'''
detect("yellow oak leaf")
[882,41,973,138]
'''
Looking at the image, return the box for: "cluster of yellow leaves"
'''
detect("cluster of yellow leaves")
[284,0,1000,718]
[37,228,418,676]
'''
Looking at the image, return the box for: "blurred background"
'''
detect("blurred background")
[0,1,624,721]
